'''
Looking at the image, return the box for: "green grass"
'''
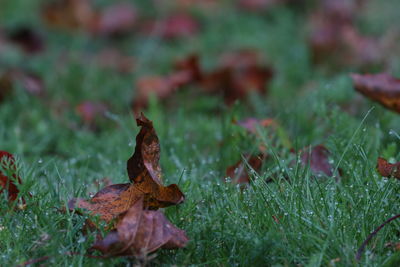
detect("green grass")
[1,0,400,266]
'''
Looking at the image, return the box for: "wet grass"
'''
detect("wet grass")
[1,0,400,266]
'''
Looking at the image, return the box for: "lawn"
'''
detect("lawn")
[1,0,400,266]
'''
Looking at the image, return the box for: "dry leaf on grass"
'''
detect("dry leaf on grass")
[68,113,187,258]
[69,113,184,223]
[377,157,400,180]
[91,196,188,257]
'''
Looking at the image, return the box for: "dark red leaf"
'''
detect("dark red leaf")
[0,151,23,203]
[300,145,336,177]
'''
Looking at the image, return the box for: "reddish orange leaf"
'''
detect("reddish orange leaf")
[377,157,400,180]
[352,73,400,113]
[91,196,188,257]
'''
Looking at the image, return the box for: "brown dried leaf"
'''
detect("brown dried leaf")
[127,113,185,208]
[91,197,188,257]
[202,50,274,104]
[69,113,184,223]
[377,157,400,180]
[226,154,265,184]
[352,73,400,113]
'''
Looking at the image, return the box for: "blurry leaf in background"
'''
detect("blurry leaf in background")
[90,2,137,36]
[75,101,109,129]
[201,50,274,105]
[141,13,200,40]
[235,117,276,135]
[308,0,384,69]
[352,73,400,113]
[132,54,201,111]
[42,0,95,31]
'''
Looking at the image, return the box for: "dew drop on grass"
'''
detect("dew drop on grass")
[38,158,43,164]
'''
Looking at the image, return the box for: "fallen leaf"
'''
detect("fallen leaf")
[95,49,135,73]
[132,54,200,111]
[308,0,382,68]
[351,73,400,113]
[75,101,109,128]
[377,157,400,180]
[236,117,276,134]
[91,196,188,257]
[42,0,95,31]
[142,13,199,39]
[300,145,336,178]
[90,2,137,36]
[69,113,184,223]
[226,154,265,184]
[202,50,274,104]
[0,151,24,203]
